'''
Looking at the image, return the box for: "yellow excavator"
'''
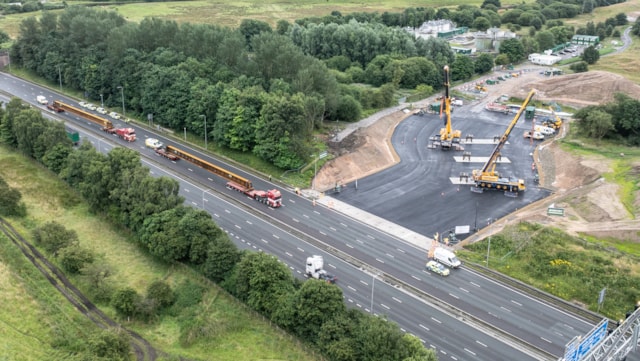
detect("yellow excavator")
[543,106,563,129]
[438,65,462,149]
[471,89,536,197]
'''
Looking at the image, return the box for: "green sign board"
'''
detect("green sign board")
[547,207,565,216]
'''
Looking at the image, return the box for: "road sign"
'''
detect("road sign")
[547,207,565,216]
[319,151,328,159]
[578,319,609,359]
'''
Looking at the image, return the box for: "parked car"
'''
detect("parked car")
[96,107,107,114]
[109,111,121,120]
[79,101,88,108]
[426,260,450,276]
[145,138,163,149]
[87,103,97,111]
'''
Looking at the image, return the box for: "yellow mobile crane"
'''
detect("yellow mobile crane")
[436,65,461,149]
[471,89,536,197]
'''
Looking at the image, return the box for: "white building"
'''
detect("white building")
[528,53,562,66]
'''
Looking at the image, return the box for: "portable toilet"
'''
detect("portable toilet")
[525,106,536,121]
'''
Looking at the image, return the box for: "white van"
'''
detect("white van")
[433,248,461,269]
[36,95,48,105]
[534,125,555,136]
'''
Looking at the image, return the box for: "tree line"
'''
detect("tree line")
[0,99,437,361]
[573,93,640,145]
[7,7,494,169]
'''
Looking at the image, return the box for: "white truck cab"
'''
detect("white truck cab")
[36,95,48,105]
[433,248,461,269]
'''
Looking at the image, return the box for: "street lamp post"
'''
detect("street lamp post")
[370,273,376,314]
[184,127,187,141]
[200,114,207,149]
[313,153,318,190]
[117,86,125,118]
[58,66,62,91]
[486,218,492,267]
[100,94,104,108]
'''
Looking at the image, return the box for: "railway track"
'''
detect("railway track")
[0,217,157,361]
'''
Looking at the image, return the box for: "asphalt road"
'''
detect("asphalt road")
[0,73,600,360]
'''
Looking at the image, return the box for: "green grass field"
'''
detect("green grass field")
[0,146,321,360]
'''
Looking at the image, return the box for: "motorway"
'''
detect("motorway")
[1,72,600,360]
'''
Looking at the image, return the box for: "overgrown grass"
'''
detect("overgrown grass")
[0,232,98,361]
[0,145,322,361]
[461,222,640,319]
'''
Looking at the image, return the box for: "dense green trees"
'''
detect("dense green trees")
[574,93,640,145]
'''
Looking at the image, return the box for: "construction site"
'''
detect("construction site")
[315,66,640,243]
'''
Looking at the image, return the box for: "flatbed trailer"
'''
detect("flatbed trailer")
[165,145,282,208]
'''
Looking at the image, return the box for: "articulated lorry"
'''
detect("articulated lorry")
[163,145,283,208]
[52,101,137,142]
[305,255,337,283]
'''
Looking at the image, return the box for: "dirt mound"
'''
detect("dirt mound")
[516,71,640,108]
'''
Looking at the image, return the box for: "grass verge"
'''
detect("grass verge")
[0,145,321,361]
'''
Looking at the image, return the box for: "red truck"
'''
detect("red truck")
[104,127,136,142]
[226,181,282,208]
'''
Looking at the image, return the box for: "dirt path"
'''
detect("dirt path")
[315,68,640,243]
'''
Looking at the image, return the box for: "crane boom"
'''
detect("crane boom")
[471,89,536,196]
[436,65,461,149]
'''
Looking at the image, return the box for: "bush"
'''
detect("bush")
[87,328,131,360]
[570,61,588,73]
[0,177,27,217]
[147,280,175,310]
[111,287,141,318]
[58,245,94,273]
[32,221,78,256]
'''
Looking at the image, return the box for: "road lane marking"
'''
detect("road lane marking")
[347,286,356,292]
[234,225,241,229]
[419,324,429,331]
[292,218,299,223]
[360,280,369,286]
[475,340,487,347]
[367,234,375,239]
[541,337,552,343]
[459,287,469,293]
[340,222,348,227]
[246,220,252,225]
[329,226,337,231]
[386,253,395,258]
[511,300,522,306]
[376,258,385,264]
[470,281,480,287]
[319,231,327,236]
[464,348,476,356]
[327,263,336,269]
[396,248,405,253]
[260,239,268,244]
[500,306,512,312]
[285,252,293,257]
[272,234,280,239]
[346,243,354,248]
[412,275,421,281]
[381,304,390,310]
[449,293,459,299]
[431,317,441,324]
[392,297,402,303]
[296,247,304,252]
